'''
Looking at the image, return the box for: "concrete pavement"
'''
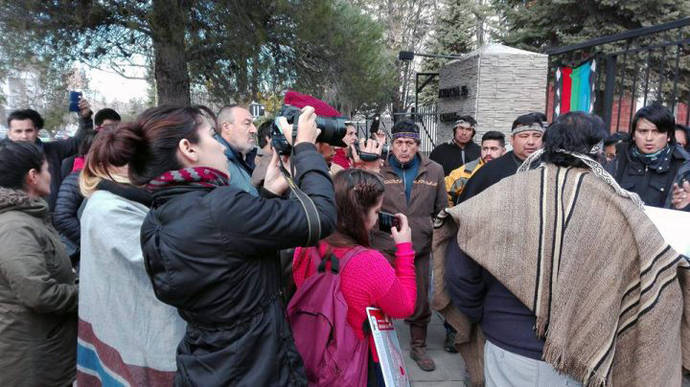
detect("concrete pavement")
[395,313,690,387]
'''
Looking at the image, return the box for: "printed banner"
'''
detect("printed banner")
[366,307,410,387]
[644,206,690,256]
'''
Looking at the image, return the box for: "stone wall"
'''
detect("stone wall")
[437,44,548,149]
[438,56,479,144]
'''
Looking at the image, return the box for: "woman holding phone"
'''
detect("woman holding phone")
[292,168,417,386]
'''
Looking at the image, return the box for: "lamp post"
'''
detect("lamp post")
[397,51,463,150]
[397,51,463,117]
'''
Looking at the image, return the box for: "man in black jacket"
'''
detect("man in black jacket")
[607,103,690,211]
[7,101,94,210]
[456,112,545,203]
[430,115,481,175]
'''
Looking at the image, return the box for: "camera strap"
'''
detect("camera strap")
[277,150,322,246]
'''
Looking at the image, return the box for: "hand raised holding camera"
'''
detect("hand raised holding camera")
[78,97,93,118]
[264,151,291,196]
[276,106,320,146]
[391,213,412,244]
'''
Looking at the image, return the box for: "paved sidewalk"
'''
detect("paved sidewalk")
[395,313,467,386]
[396,314,690,387]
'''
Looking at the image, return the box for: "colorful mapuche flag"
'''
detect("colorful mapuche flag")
[554,60,597,118]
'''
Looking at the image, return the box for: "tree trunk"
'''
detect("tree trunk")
[151,0,190,105]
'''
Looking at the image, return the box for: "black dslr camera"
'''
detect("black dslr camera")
[272,105,348,155]
[351,114,390,162]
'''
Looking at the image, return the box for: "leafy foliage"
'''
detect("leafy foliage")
[0,0,396,113]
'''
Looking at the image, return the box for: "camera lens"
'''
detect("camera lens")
[315,117,347,147]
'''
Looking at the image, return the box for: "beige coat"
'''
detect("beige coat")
[0,188,78,387]
[445,164,690,386]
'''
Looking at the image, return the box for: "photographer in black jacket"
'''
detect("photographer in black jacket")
[94,104,336,386]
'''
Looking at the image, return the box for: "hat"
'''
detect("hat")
[391,119,420,140]
[284,90,341,117]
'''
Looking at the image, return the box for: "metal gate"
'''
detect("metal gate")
[546,17,690,132]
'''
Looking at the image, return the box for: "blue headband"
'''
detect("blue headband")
[392,131,420,140]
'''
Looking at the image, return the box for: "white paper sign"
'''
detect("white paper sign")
[366,307,410,387]
[644,205,690,256]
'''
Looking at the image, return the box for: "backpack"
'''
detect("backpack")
[287,243,370,387]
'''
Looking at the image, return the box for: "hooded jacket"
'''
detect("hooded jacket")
[0,188,78,386]
[141,143,336,386]
[445,157,485,205]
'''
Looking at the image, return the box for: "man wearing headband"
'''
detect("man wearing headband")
[455,112,545,204]
[607,103,690,211]
[371,119,447,372]
[445,131,507,206]
[430,115,481,176]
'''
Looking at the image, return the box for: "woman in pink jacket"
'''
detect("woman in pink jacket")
[293,168,417,386]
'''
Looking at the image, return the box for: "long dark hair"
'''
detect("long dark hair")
[327,169,385,247]
[542,111,607,167]
[0,140,45,190]
[85,105,203,186]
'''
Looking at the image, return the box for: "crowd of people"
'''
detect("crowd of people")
[0,89,689,387]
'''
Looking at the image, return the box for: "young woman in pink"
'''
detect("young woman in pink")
[293,168,417,386]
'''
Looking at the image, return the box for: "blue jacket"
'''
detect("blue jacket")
[214,133,258,196]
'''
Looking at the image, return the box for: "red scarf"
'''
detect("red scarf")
[146,167,229,190]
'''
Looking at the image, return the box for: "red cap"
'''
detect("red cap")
[284,90,341,117]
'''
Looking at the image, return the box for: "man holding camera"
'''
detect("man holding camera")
[215,104,259,195]
[371,119,447,372]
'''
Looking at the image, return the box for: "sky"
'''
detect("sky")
[79,55,150,104]
[86,66,150,103]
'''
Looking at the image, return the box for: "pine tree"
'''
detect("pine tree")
[419,0,477,105]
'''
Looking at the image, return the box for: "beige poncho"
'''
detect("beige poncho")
[433,163,690,386]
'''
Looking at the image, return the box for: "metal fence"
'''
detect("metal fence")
[546,17,690,132]
[352,105,439,154]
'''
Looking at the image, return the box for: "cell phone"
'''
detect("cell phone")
[69,91,82,112]
[378,211,400,234]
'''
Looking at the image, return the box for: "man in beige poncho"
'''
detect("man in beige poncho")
[435,112,690,386]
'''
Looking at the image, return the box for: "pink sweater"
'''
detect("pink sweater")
[293,242,417,340]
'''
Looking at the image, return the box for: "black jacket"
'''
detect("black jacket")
[430,141,481,176]
[53,172,84,248]
[608,144,690,210]
[39,116,93,210]
[456,151,523,205]
[448,149,544,359]
[141,143,336,387]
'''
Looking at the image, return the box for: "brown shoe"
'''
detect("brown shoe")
[410,346,436,372]
[409,325,435,371]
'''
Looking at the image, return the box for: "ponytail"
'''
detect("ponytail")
[80,105,203,196]
[80,125,135,197]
